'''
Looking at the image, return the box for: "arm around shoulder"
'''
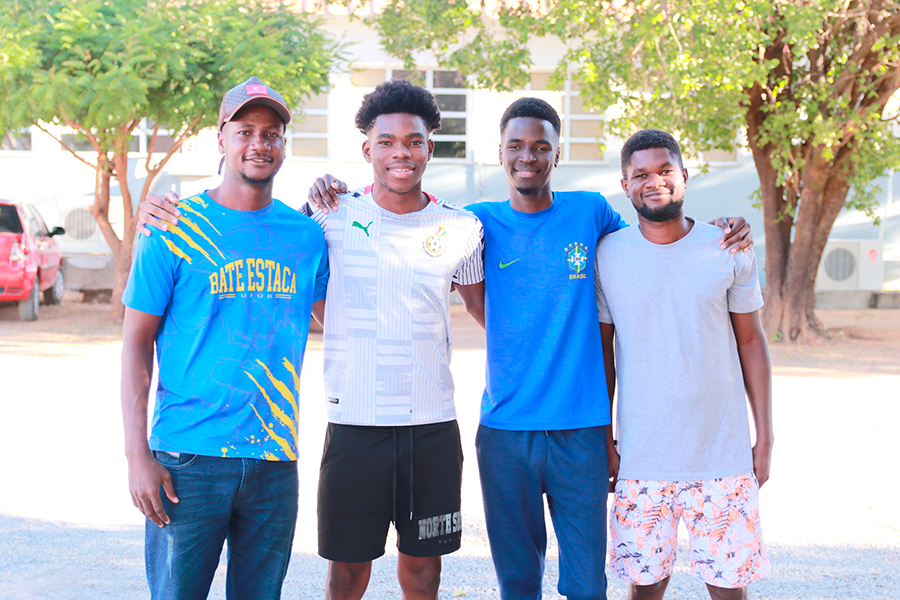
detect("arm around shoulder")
[137,191,182,237]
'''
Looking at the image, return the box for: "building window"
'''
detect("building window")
[473,73,607,165]
[56,122,186,156]
[350,69,385,88]
[701,147,739,164]
[350,68,469,160]
[142,121,179,155]
[0,130,32,152]
[562,79,605,163]
[290,92,329,158]
[60,133,140,153]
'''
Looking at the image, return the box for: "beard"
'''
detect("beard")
[240,172,275,187]
[635,198,683,222]
[514,185,541,196]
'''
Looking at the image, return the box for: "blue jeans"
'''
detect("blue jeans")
[476,426,610,600]
[145,452,298,600]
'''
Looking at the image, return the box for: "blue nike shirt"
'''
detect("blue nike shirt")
[467,191,625,430]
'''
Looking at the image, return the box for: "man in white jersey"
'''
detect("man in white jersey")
[596,129,772,600]
[137,80,484,600]
[301,80,484,600]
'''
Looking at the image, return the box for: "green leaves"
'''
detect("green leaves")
[0,0,342,152]
[360,0,899,198]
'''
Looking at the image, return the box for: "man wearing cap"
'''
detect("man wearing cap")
[135,78,485,600]
[121,76,329,600]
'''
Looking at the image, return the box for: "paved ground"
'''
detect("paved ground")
[0,301,898,599]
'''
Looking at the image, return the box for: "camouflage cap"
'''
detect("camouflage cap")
[218,76,291,130]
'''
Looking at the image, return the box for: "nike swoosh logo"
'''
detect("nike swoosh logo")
[499,259,520,269]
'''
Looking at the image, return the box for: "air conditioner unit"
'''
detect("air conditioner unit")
[58,206,114,291]
[815,240,884,291]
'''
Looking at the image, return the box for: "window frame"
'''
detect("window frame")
[0,128,34,154]
[560,79,607,165]
[350,67,472,163]
[288,92,330,161]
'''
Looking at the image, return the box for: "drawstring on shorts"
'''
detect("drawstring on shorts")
[390,426,416,524]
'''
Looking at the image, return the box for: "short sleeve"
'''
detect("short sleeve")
[727,248,764,314]
[300,202,328,234]
[313,237,329,303]
[594,256,613,324]
[122,232,176,316]
[596,194,627,238]
[452,221,485,285]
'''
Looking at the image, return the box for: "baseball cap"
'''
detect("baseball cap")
[218,76,292,130]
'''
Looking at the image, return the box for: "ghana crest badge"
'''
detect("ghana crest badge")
[424,225,448,257]
[565,242,588,279]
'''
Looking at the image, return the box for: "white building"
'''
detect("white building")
[2,13,897,293]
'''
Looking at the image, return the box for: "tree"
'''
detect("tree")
[0,0,341,319]
[356,0,900,343]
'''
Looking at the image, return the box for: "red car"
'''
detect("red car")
[0,201,65,320]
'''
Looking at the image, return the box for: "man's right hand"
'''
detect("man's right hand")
[307,174,349,213]
[606,429,620,493]
[128,451,179,527]
[137,191,182,237]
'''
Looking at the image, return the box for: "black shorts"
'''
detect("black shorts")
[317,420,463,562]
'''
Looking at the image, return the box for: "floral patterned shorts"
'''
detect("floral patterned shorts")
[609,474,770,588]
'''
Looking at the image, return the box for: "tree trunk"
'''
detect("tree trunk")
[779,148,850,343]
[746,133,852,343]
[89,163,128,320]
[785,161,852,341]
[108,151,137,321]
[745,85,792,339]
[745,36,795,339]
[110,252,130,321]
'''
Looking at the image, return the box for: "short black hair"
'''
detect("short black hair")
[500,97,562,136]
[355,79,442,134]
[620,129,684,177]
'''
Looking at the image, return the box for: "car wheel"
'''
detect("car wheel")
[19,279,39,321]
[43,269,65,305]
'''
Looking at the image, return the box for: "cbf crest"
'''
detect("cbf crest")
[564,242,588,280]
[423,225,448,257]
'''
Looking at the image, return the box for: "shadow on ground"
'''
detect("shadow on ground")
[1,513,897,600]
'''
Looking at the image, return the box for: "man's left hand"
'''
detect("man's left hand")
[752,440,772,488]
[714,217,753,253]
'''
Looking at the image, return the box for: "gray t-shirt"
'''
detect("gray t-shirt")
[595,220,763,481]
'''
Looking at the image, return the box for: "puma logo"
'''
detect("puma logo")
[352,220,373,236]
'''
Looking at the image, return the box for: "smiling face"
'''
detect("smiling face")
[499,116,560,197]
[363,113,434,196]
[621,147,689,223]
[218,104,286,187]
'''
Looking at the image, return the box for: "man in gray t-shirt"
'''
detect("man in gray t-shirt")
[595,129,773,600]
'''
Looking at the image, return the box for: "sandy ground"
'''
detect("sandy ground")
[2,293,899,375]
[0,294,898,599]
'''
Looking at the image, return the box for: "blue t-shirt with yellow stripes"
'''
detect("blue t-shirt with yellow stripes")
[123,191,328,461]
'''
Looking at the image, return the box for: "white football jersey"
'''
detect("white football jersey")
[302,186,484,426]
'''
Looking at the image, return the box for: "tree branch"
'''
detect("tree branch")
[57,105,103,153]
[32,122,96,170]
[143,122,162,174]
[145,115,203,175]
